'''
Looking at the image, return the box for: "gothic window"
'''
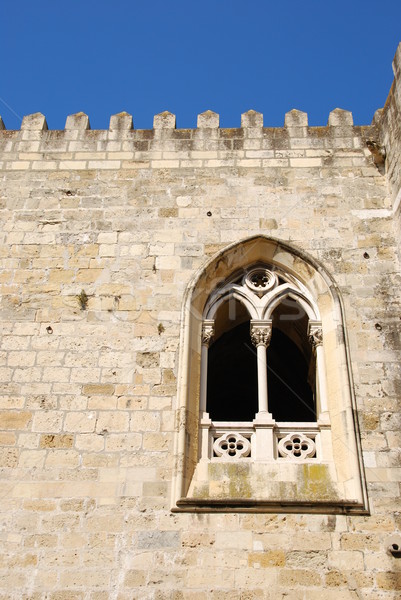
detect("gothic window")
[197,266,327,464]
[172,236,368,514]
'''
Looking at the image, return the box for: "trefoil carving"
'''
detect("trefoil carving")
[245,268,277,296]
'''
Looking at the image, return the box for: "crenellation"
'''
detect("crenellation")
[328,108,354,128]
[153,110,176,129]
[0,112,390,174]
[197,109,219,129]
[21,112,48,131]
[241,109,263,129]
[285,108,308,128]
[109,111,133,131]
[65,111,90,130]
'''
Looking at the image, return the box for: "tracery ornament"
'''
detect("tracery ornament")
[308,326,323,350]
[277,432,316,459]
[245,268,277,296]
[250,323,272,348]
[213,432,252,459]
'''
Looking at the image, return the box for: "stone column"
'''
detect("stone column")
[250,320,273,417]
[250,320,274,460]
[308,322,329,420]
[199,320,214,460]
[200,320,214,415]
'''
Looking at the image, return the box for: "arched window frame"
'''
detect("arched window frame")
[171,236,369,514]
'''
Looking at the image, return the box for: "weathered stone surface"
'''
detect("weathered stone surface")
[0,42,400,600]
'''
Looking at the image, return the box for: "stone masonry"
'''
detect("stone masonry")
[0,44,400,599]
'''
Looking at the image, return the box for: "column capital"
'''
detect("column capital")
[201,320,215,347]
[250,320,272,348]
[308,322,323,349]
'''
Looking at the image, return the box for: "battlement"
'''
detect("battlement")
[0,108,379,174]
[0,107,363,132]
[0,107,371,135]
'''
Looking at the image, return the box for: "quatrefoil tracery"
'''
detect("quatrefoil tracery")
[277,432,316,459]
[213,432,252,459]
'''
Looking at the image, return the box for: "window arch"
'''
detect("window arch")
[268,298,315,422]
[172,236,368,514]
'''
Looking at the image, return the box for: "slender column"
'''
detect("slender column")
[200,320,214,415]
[308,323,329,418]
[250,320,273,416]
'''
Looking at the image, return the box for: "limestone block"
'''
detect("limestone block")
[39,434,74,449]
[328,108,353,127]
[284,109,308,128]
[375,572,401,590]
[279,568,321,587]
[0,411,32,429]
[241,109,263,128]
[95,411,130,433]
[0,431,16,445]
[105,433,141,451]
[32,411,63,433]
[64,411,96,433]
[74,433,104,452]
[21,113,48,131]
[82,384,115,396]
[45,449,80,467]
[328,550,364,570]
[0,447,19,467]
[124,570,147,586]
[137,530,180,549]
[65,112,90,130]
[130,411,160,432]
[109,112,133,130]
[153,111,176,129]
[197,110,219,128]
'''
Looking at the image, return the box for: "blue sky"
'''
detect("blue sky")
[1,1,400,130]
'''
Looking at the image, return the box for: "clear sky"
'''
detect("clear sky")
[1,0,400,130]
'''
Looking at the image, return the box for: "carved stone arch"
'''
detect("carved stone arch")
[262,286,319,321]
[204,288,259,321]
[172,235,368,514]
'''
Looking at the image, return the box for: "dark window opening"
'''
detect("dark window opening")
[207,320,258,421]
[267,299,315,421]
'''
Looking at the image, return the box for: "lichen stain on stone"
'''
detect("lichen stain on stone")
[199,463,254,499]
[299,464,338,501]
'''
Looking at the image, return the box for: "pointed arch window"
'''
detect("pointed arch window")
[172,237,368,514]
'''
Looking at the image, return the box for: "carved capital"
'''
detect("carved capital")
[201,320,214,347]
[250,321,272,348]
[308,325,323,349]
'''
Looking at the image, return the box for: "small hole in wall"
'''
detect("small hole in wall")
[46,326,53,334]
[375,323,382,331]
[392,543,399,551]
[207,211,212,217]
[363,252,370,259]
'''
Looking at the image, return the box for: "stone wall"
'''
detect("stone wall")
[0,44,400,599]
[375,43,401,263]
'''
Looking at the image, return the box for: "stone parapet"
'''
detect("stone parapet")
[0,108,379,173]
